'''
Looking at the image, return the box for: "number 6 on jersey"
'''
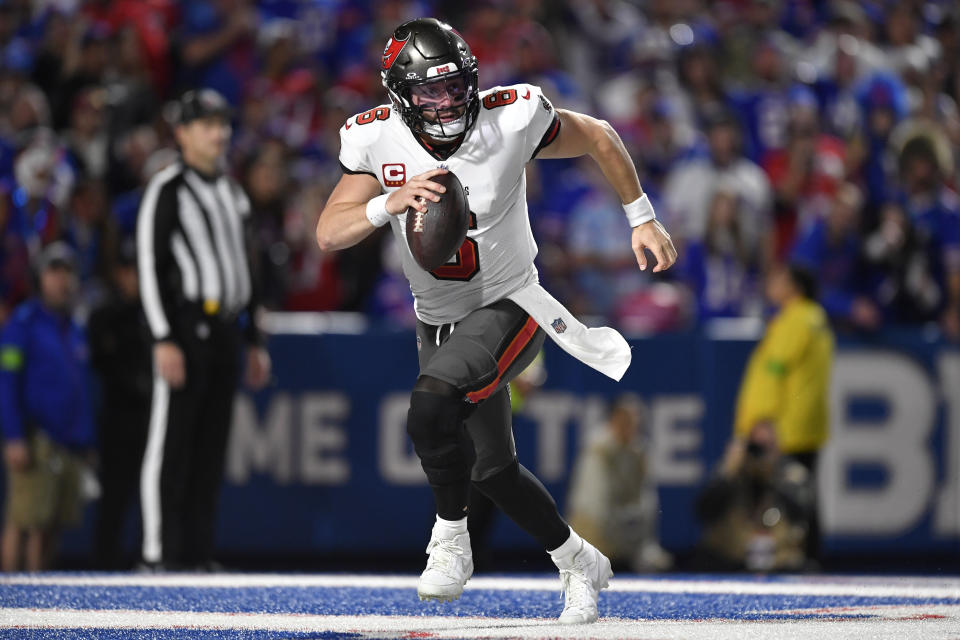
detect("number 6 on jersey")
[431,212,479,281]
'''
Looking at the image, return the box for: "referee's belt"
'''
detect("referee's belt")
[202,299,237,321]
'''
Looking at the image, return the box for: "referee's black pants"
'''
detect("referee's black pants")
[141,306,240,567]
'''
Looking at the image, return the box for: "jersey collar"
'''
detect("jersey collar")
[413,131,466,161]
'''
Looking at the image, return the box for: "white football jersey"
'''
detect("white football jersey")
[338,83,561,325]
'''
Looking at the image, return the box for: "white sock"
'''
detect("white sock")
[434,515,468,538]
[548,527,582,561]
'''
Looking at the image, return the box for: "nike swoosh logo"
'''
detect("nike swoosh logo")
[522,89,531,100]
[345,120,353,129]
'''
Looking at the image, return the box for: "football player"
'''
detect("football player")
[317,18,676,623]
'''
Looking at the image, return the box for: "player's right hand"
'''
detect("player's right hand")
[385,168,448,215]
[632,220,678,272]
[155,341,186,388]
[4,440,30,472]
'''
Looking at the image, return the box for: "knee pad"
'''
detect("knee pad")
[412,375,461,397]
[407,389,476,486]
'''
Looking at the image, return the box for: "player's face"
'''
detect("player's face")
[410,76,468,123]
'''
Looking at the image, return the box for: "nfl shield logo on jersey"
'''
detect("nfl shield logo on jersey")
[551,317,567,334]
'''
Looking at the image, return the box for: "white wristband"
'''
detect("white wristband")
[365,194,392,228]
[623,193,656,227]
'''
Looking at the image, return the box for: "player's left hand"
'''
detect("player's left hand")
[632,220,677,272]
[245,345,272,390]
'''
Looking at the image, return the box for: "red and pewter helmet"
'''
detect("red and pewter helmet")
[380,18,480,140]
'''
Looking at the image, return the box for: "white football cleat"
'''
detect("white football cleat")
[552,538,613,624]
[417,530,473,602]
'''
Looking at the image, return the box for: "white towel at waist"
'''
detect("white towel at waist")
[507,282,631,381]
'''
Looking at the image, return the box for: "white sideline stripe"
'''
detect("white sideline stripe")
[1,574,959,599]
[139,378,170,562]
[2,607,960,639]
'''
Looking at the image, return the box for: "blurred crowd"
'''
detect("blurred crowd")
[1,0,960,337]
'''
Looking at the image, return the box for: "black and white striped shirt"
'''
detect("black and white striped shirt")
[136,161,259,343]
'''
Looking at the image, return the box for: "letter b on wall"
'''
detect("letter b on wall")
[820,352,935,535]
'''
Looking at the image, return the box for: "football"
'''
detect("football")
[405,171,470,272]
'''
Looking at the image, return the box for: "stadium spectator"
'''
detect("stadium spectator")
[671,42,728,136]
[800,1,886,77]
[881,4,941,79]
[247,18,318,150]
[0,184,30,324]
[1,84,51,148]
[862,200,942,325]
[366,232,415,326]
[102,24,161,140]
[282,183,344,312]
[815,34,867,142]
[29,10,72,101]
[88,239,152,569]
[728,38,796,163]
[732,262,834,562]
[52,23,111,131]
[567,394,671,572]
[61,178,116,314]
[63,87,109,180]
[718,0,800,86]
[177,0,257,106]
[663,107,773,259]
[567,159,648,321]
[109,128,166,219]
[848,72,909,216]
[0,242,94,571]
[9,138,72,258]
[680,185,762,321]
[241,139,292,309]
[761,87,845,257]
[462,1,519,88]
[80,0,176,98]
[890,131,960,338]
[791,182,880,331]
[565,0,644,84]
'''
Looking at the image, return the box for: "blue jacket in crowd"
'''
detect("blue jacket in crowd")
[0,299,94,449]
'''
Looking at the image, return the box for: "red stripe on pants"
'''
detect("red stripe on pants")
[466,316,538,403]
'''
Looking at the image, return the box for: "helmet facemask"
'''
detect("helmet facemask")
[386,68,479,141]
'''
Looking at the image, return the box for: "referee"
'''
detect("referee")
[136,88,270,570]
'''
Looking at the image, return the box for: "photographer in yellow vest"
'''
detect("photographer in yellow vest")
[729,262,834,562]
